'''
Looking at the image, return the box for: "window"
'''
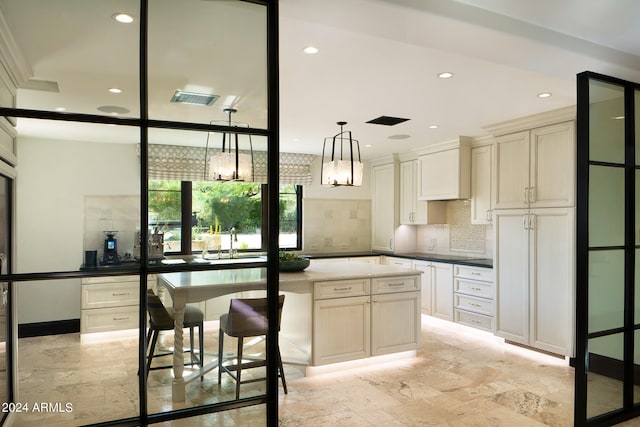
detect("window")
[149,180,302,253]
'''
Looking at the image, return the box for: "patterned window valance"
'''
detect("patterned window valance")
[139,144,315,185]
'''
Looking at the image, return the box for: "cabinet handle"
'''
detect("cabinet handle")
[471,272,480,276]
[529,187,535,203]
[523,187,529,204]
[334,286,352,292]
[389,239,393,249]
[373,299,378,303]
[523,215,528,230]
[472,287,482,291]
[469,303,482,307]
[529,214,534,230]
[471,319,481,324]
[112,292,130,297]
[113,316,130,321]
[388,282,404,287]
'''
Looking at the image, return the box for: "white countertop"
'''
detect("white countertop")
[159,261,419,293]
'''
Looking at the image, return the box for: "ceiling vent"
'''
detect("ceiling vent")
[366,116,410,126]
[170,90,219,106]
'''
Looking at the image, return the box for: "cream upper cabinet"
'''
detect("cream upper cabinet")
[494,208,574,356]
[371,161,398,252]
[494,121,575,209]
[400,160,446,225]
[470,144,494,224]
[417,138,471,201]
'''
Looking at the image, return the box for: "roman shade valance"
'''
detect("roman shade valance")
[139,144,315,185]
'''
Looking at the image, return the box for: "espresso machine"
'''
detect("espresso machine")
[102,231,119,265]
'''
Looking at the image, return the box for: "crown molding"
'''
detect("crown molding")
[483,105,576,136]
[0,10,31,89]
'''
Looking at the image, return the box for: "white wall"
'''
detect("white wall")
[16,137,139,323]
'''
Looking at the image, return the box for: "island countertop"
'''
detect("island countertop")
[158,260,420,295]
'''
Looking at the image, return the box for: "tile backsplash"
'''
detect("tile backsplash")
[303,199,371,253]
[84,195,140,258]
[416,200,492,257]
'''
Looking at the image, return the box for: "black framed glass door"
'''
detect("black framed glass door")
[575,71,640,426]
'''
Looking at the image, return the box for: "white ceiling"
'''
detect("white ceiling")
[2,0,640,160]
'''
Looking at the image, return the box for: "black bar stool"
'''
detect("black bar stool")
[217,295,287,399]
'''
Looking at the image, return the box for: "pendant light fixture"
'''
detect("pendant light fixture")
[320,121,363,187]
[205,108,254,181]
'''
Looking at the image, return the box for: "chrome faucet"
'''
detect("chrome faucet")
[229,227,238,258]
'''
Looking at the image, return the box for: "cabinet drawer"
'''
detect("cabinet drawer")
[455,309,493,333]
[314,279,370,300]
[81,306,138,334]
[454,278,494,299]
[82,282,139,309]
[455,293,494,316]
[454,265,493,282]
[372,275,420,294]
[82,275,139,285]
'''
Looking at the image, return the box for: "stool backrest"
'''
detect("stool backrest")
[226,295,285,336]
[147,289,174,329]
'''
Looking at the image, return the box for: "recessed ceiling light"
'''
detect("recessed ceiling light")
[387,134,410,140]
[112,13,134,24]
[429,125,439,129]
[303,46,318,54]
[108,88,122,94]
[55,107,66,112]
[437,72,454,79]
[364,144,372,148]
[537,92,552,98]
[97,105,130,115]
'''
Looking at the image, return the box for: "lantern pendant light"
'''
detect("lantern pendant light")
[205,108,254,182]
[320,121,363,187]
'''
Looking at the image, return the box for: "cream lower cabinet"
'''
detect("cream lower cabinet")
[495,208,574,356]
[412,260,453,320]
[81,275,156,334]
[453,265,495,332]
[312,275,420,366]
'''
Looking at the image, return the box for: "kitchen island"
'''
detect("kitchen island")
[157,261,421,401]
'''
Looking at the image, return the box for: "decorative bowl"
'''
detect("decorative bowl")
[278,257,310,272]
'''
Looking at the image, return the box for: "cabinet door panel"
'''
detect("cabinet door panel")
[530,208,574,355]
[471,144,493,224]
[313,296,370,365]
[371,291,420,356]
[432,262,454,321]
[495,210,530,344]
[372,163,397,251]
[412,261,433,314]
[530,122,575,208]
[494,131,529,209]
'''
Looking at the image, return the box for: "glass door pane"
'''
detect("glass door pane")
[577,72,640,425]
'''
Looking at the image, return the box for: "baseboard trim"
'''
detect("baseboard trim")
[588,352,640,384]
[18,319,80,338]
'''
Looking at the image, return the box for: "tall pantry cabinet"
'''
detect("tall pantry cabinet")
[488,108,576,356]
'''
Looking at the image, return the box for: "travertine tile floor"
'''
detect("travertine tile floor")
[9,315,630,426]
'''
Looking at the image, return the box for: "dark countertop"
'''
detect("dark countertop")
[391,252,493,268]
[303,251,492,268]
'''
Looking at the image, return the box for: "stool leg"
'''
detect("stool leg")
[189,326,195,366]
[236,336,244,400]
[146,330,159,378]
[278,347,288,394]
[217,327,224,384]
[199,323,204,381]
